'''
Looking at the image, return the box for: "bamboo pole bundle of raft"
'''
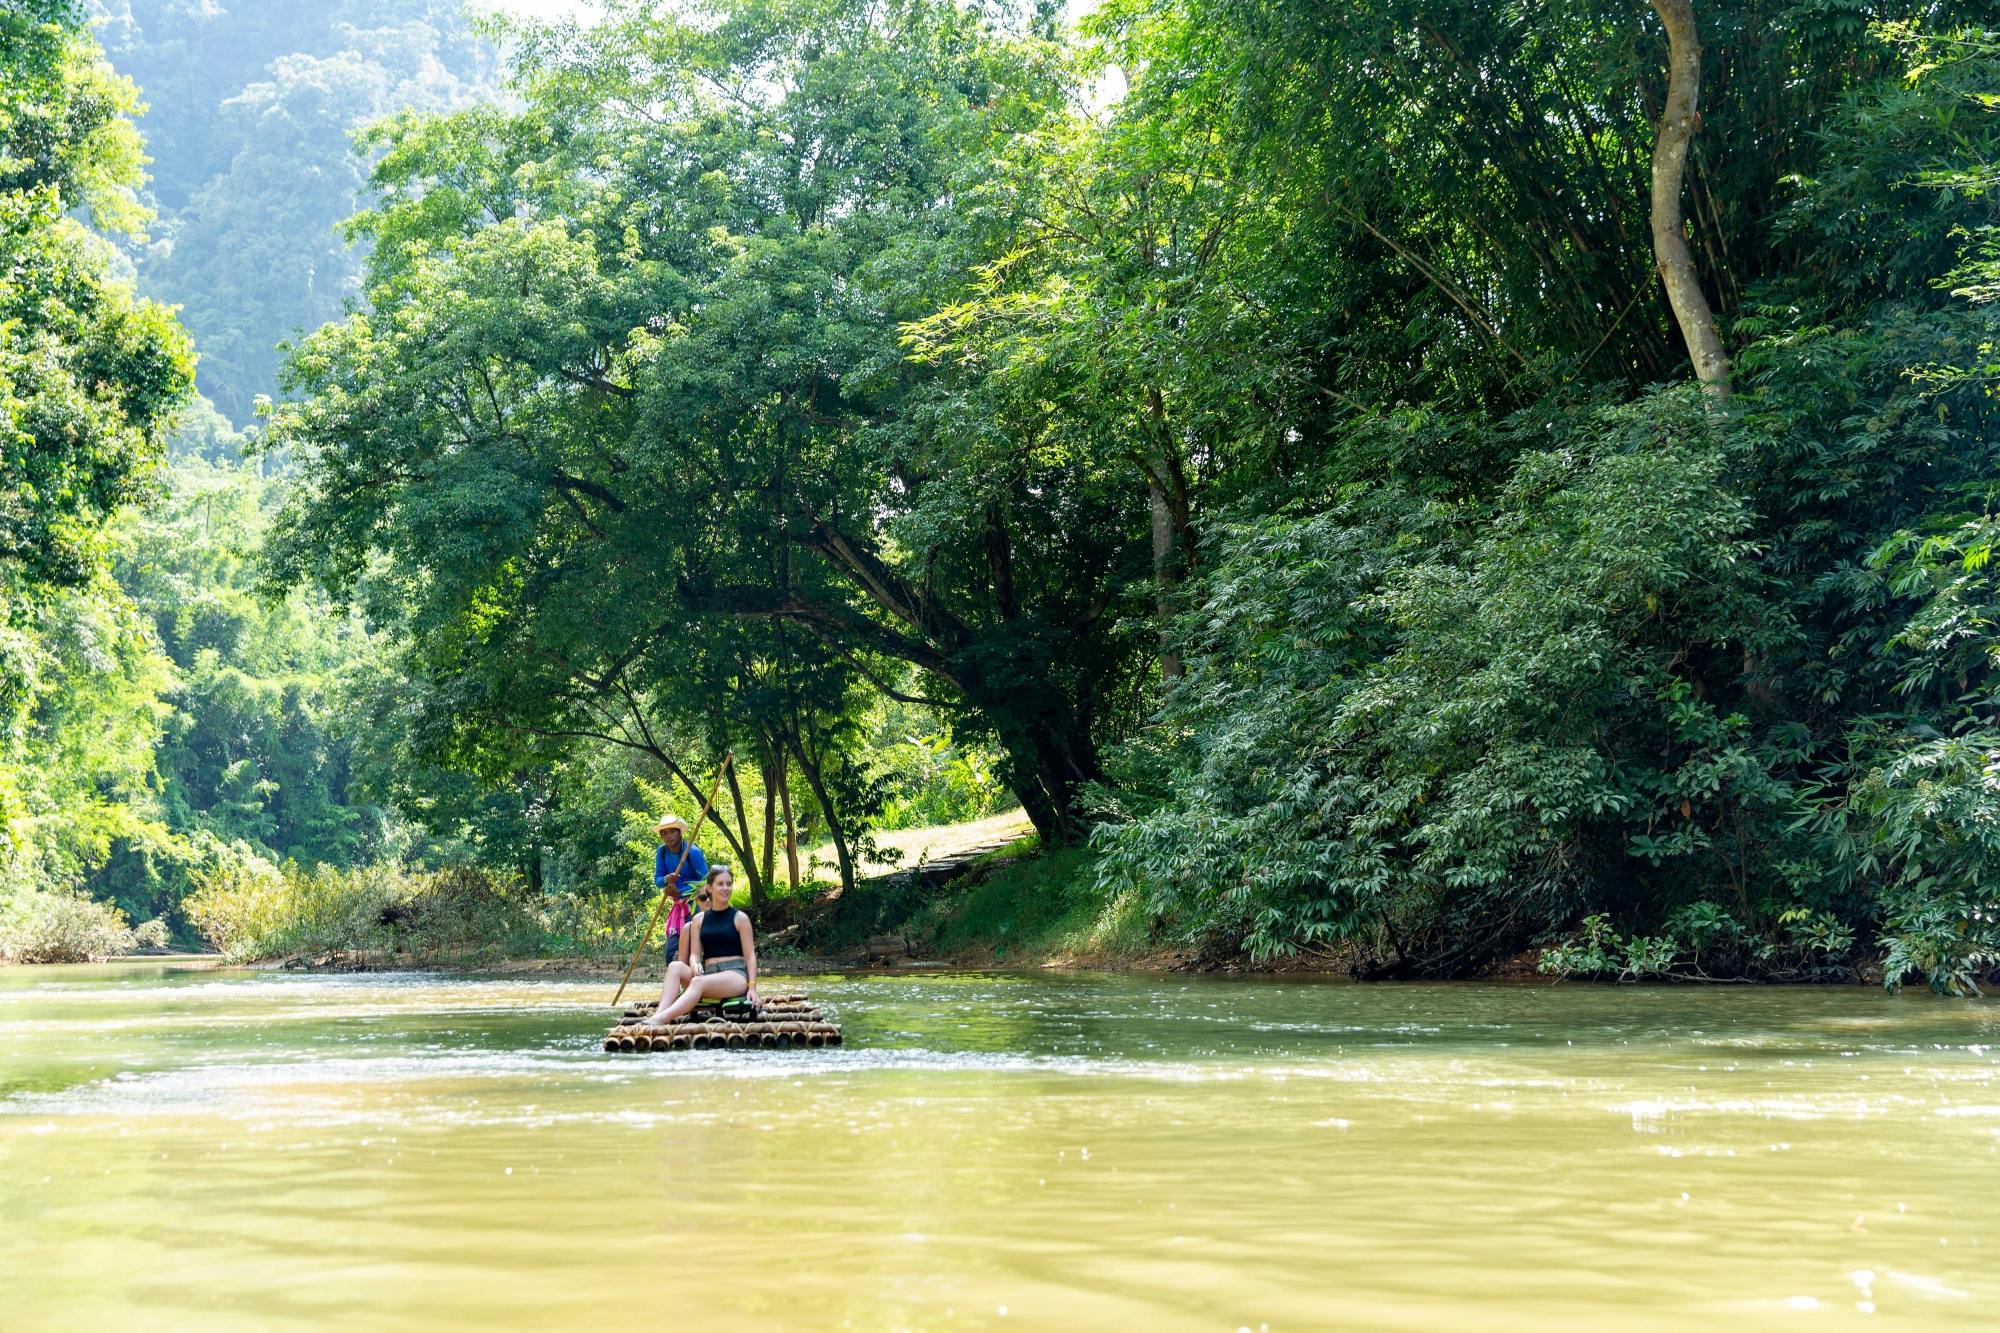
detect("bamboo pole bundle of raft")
[602,995,842,1053]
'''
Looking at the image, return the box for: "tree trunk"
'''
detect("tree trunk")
[988,707,1104,847]
[1649,0,1732,396]
[1147,467,1183,680]
[760,755,779,902]
[786,732,854,898]
[1145,387,1185,679]
[723,755,763,909]
[777,755,801,892]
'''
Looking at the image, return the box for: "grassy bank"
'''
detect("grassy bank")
[800,809,1036,883]
[778,840,1163,969]
[144,822,1907,983]
[898,844,1157,967]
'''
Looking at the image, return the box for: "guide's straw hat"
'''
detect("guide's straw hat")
[656,815,689,836]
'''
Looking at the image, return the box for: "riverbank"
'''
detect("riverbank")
[34,825,1899,985]
[65,836,1891,985]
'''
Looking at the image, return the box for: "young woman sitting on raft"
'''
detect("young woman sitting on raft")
[648,904,699,1016]
[643,866,758,1025]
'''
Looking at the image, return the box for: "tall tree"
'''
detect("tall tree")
[1648,0,1731,394]
[2,0,193,587]
[1,0,194,902]
[267,0,1145,845]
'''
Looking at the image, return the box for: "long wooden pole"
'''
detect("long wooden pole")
[612,752,732,1007]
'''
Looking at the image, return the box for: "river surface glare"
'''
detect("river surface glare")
[1,967,1996,1331]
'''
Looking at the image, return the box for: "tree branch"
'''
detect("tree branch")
[693,583,964,684]
[1331,199,1534,371]
[798,519,975,650]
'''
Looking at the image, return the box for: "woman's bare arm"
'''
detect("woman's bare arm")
[738,913,757,999]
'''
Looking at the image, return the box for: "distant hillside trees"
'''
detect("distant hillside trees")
[91,0,497,423]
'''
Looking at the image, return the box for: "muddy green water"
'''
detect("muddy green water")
[0,967,1995,1331]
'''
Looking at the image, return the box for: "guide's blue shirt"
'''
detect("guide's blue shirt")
[655,840,708,895]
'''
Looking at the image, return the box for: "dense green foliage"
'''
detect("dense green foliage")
[866,699,1011,831]
[1086,4,2000,991]
[9,1,2000,990]
[1,1,189,587]
[255,0,2000,989]
[2,4,496,954]
[265,0,1103,900]
[1,0,194,956]
[6,6,592,953]
[100,453,397,917]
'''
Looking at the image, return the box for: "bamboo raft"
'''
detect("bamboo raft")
[602,993,842,1053]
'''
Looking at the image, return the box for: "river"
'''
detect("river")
[0,965,1995,1330]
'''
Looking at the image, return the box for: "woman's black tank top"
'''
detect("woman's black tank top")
[699,907,743,958]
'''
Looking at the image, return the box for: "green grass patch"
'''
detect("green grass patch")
[914,845,1154,965]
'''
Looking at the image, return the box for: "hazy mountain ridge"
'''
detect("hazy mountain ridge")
[91,0,500,424]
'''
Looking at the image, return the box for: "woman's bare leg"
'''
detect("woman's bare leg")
[647,961,696,1021]
[657,969,749,1022]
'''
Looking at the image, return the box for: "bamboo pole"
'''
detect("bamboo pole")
[612,752,734,1008]
[760,754,778,908]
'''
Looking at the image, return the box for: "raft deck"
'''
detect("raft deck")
[602,992,842,1052]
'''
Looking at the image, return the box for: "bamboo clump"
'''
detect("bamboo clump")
[600,995,842,1053]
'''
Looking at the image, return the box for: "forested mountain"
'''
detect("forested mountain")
[91,0,498,423]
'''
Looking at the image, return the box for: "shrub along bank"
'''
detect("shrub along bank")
[180,846,642,966]
[0,886,168,964]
